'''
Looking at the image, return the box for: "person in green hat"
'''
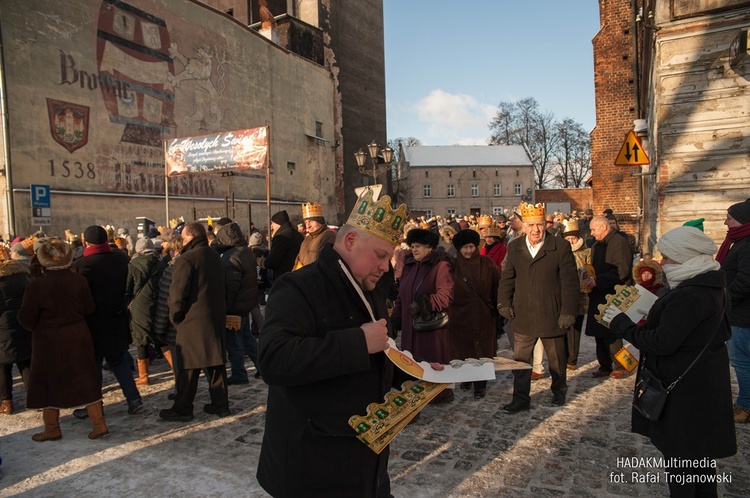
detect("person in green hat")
[683,218,705,232]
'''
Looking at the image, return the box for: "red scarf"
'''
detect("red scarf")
[83,242,112,257]
[716,222,750,264]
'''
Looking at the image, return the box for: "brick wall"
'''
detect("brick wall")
[591,0,639,235]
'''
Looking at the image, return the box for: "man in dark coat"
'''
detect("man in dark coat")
[717,198,750,423]
[498,203,579,413]
[257,195,411,498]
[213,220,261,384]
[263,210,304,279]
[583,215,633,379]
[161,222,228,421]
[73,225,143,415]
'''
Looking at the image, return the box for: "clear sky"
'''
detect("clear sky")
[383,1,601,146]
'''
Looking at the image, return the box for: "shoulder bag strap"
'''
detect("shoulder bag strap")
[660,287,729,392]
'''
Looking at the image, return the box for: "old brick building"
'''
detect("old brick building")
[594,0,750,252]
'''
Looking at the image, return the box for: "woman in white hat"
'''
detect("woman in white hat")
[603,226,736,497]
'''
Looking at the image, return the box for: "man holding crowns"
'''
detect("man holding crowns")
[497,202,579,413]
[257,189,416,497]
[294,201,336,270]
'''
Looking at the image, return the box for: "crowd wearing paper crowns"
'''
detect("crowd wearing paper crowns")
[3,192,747,428]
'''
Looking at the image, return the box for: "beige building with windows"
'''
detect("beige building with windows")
[401,145,534,219]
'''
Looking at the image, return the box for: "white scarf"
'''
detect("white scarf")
[663,253,720,288]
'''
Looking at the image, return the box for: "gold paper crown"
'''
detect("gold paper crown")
[486,224,504,237]
[346,189,409,246]
[477,215,493,228]
[302,202,324,219]
[563,218,579,234]
[519,202,546,223]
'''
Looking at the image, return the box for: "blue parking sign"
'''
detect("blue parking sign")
[31,184,51,208]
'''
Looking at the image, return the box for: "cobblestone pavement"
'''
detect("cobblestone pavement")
[1,332,748,497]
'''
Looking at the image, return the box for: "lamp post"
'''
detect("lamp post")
[354,140,393,185]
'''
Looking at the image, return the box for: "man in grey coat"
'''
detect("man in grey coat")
[160,222,228,421]
[498,203,579,413]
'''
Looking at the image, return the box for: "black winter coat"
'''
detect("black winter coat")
[264,223,304,278]
[610,270,736,458]
[721,235,750,327]
[0,260,31,365]
[125,250,165,347]
[214,222,259,314]
[72,248,131,358]
[257,244,404,498]
[168,235,226,369]
[586,229,633,338]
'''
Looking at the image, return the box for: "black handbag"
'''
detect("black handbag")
[412,310,449,331]
[632,289,728,422]
[410,266,449,332]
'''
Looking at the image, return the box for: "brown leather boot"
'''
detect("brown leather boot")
[32,408,62,441]
[1,400,14,415]
[87,402,109,439]
[162,349,174,370]
[135,358,150,386]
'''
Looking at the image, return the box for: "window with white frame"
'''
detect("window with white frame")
[492,206,504,216]
[447,184,455,197]
[471,184,479,196]
[425,209,433,218]
[446,209,456,216]
[514,183,522,196]
[493,184,501,196]
[423,184,431,197]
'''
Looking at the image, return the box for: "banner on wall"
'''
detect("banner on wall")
[164,126,269,177]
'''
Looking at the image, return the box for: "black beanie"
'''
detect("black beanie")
[307,216,326,226]
[406,228,440,248]
[84,225,108,244]
[729,199,750,224]
[215,217,233,227]
[271,210,289,225]
[452,229,481,250]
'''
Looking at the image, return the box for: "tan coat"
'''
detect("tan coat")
[294,225,336,269]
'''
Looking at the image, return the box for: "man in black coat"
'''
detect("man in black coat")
[263,210,303,280]
[213,220,261,384]
[257,203,410,497]
[583,215,633,379]
[73,225,143,415]
[161,222,228,421]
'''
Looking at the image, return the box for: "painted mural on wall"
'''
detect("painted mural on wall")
[42,0,240,197]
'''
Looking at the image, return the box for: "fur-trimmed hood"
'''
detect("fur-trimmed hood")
[0,259,29,278]
[36,238,73,269]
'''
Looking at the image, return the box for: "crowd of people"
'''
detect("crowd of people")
[1,193,748,498]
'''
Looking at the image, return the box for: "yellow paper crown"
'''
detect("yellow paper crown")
[346,189,408,246]
[519,202,546,223]
[302,202,324,219]
[563,218,580,234]
[477,215,493,228]
[486,224,504,237]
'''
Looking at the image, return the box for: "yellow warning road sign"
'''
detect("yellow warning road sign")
[615,130,650,166]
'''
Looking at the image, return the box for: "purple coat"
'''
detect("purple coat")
[392,251,453,363]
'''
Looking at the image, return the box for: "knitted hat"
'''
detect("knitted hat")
[36,238,73,269]
[405,228,439,248]
[452,229,480,250]
[135,237,154,253]
[657,226,717,263]
[585,209,594,215]
[117,227,129,236]
[682,218,705,232]
[271,210,289,225]
[146,226,161,239]
[728,199,750,224]
[84,225,108,244]
[215,217,233,227]
[248,232,263,247]
[9,242,29,258]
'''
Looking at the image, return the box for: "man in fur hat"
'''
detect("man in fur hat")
[498,203,578,413]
